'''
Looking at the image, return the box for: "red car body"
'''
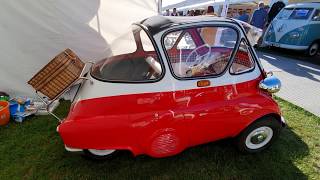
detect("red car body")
[57,16,283,158]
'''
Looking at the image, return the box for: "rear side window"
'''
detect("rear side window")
[91,25,162,82]
[163,26,238,79]
[230,40,255,74]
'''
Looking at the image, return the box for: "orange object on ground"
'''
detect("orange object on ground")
[0,101,10,126]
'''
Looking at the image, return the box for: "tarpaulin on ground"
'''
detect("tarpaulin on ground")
[0,0,158,96]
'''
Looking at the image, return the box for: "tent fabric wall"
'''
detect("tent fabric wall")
[0,0,158,97]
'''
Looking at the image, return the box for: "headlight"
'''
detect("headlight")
[289,31,300,39]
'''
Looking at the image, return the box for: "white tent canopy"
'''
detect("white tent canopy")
[0,0,159,97]
[162,0,272,12]
[163,0,219,11]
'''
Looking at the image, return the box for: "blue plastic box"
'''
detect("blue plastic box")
[9,99,31,116]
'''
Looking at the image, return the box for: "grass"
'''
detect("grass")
[0,98,319,180]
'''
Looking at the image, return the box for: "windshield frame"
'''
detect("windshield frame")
[161,23,241,81]
[90,24,166,84]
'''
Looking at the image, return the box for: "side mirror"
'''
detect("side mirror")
[259,72,281,93]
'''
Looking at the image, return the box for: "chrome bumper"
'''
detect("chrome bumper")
[281,116,286,127]
[65,145,83,152]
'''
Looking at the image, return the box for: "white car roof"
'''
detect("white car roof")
[286,2,320,9]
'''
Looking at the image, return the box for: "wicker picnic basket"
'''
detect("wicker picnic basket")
[28,49,85,100]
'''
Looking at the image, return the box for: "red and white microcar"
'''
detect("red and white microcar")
[57,16,284,159]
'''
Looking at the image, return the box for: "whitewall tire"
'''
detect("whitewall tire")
[236,116,282,153]
[84,149,116,160]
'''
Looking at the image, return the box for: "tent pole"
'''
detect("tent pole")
[158,0,162,14]
[221,0,230,17]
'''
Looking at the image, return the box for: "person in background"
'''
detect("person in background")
[267,1,285,24]
[264,5,270,13]
[194,9,201,16]
[250,3,268,29]
[206,6,217,16]
[171,8,179,16]
[263,5,270,29]
[201,6,218,46]
[164,9,170,16]
[232,10,240,19]
[238,10,249,23]
[188,10,195,16]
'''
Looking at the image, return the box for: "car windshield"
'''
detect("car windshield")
[91,25,162,82]
[277,8,313,20]
[277,8,294,19]
[163,26,239,78]
[289,8,313,19]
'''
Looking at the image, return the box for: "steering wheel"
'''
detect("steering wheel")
[207,54,229,74]
[185,44,211,75]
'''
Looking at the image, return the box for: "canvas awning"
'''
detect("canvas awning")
[0,0,159,96]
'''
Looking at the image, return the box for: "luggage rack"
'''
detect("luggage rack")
[28,49,94,122]
[34,62,94,122]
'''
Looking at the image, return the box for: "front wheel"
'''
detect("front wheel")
[83,149,117,160]
[306,42,319,57]
[235,116,282,153]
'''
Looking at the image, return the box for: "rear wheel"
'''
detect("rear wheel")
[306,42,319,57]
[83,149,116,160]
[236,116,281,153]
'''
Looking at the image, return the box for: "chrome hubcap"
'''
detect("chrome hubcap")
[309,43,319,56]
[245,126,273,150]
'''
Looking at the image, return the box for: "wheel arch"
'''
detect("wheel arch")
[260,113,284,127]
[233,112,284,138]
[250,113,284,128]
[309,39,320,47]
[309,39,320,48]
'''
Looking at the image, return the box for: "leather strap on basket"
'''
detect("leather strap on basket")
[64,51,76,62]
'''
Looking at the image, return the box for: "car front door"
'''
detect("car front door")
[162,24,262,146]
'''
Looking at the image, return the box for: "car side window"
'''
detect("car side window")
[177,32,196,50]
[91,25,163,82]
[164,31,182,49]
[164,26,238,79]
[312,9,320,21]
[230,39,255,74]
